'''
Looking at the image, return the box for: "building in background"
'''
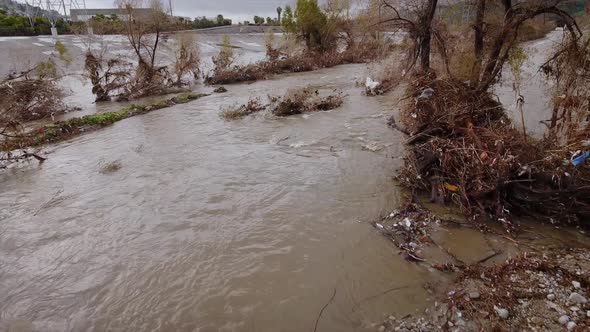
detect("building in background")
[70,8,153,22]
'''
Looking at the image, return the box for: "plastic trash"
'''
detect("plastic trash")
[403,218,412,228]
[365,77,380,94]
[444,182,459,192]
[417,87,435,100]
[571,151,589,166]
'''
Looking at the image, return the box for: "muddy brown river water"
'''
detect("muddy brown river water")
[0,32,588,332]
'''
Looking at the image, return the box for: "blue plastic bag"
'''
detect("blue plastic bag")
[571,151,590,166]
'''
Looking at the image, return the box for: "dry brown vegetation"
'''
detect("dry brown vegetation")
[206,44,383,86]
[220,87,345,120]
[0,63,65,124]
[85,1,200,102]
[395,73,589,227]
[270,87,345,116]
[0,55,69,167]
[221,98,265,120]
[378,0,589,227]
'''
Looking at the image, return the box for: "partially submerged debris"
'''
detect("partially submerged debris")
[99,160,122,174]
[213,86,228,93]
[220,98,265,120]
[219,87,345,120]
[373,203,438,263]
[395,74,590,228]
[205,47,380,86]
[270,88,345,117]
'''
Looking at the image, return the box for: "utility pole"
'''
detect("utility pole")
[168,0,173,16]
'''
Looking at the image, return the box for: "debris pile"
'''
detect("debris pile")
[395,74,590,228]
[205,47,381,86]
[221,98,265,120]
[220,88,345,120]
[373,203,438,263]
[270,88,344,117]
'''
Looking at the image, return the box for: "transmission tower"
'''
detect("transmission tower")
[23,0,87,26]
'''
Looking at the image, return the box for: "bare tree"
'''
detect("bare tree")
[379,0,439,71]
[173,34,201,86]
[116,0,171,72]
[86,0,201,101]
[472,0,581,91]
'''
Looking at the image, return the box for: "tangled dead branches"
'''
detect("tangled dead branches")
[221,98,266,120]
[396,74,590,228]
[220,87,346,120]
[541,34,590,146]
[270,87,345,116]
[205,41,384,86]
[0,62,66,167]
[85,52,133,102]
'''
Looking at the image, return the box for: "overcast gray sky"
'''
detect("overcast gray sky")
[82,0,299,22]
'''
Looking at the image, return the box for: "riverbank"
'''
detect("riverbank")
[382,248,590,331]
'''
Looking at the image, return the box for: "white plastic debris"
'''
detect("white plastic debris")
[517,165,530,176]
[403,218,412,228]
[417,88,435,100]
[365,77,380,94]
[375,223,384,229]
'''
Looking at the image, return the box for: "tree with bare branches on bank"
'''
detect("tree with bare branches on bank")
[85,0,200,102]
[377,0,590,226]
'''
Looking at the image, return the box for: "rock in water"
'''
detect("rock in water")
[567,321,577,330]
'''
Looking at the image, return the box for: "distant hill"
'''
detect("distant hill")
[0,0,62,18]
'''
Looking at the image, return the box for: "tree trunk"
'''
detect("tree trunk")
[418,0,439,71]
[152,30,160,68]
[471,0,486,83]
[502,0,512,14]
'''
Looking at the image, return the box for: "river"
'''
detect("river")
[0,31,587,332]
